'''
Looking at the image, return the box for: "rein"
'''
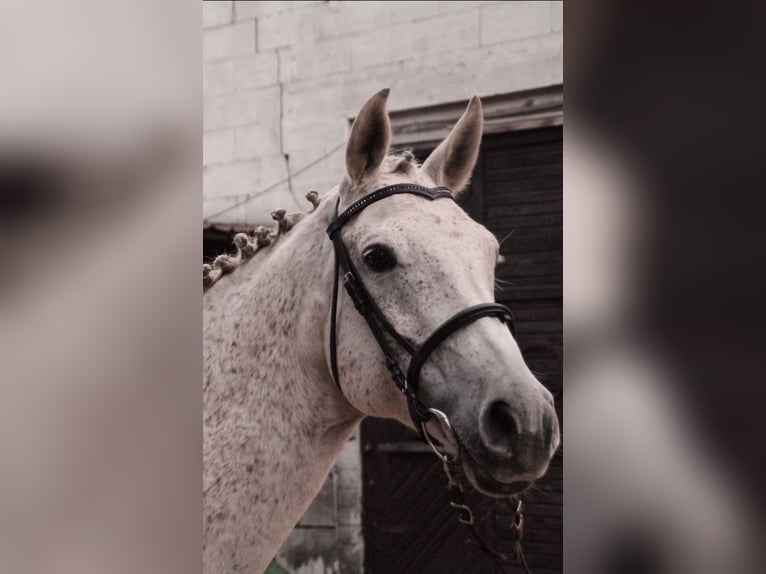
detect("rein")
[326,183,532,573]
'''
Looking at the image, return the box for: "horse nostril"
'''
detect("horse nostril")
[481,400,519,455]
[490,401,519,436]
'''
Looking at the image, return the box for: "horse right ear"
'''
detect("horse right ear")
[422,96,483,194]
[345,88,391,187]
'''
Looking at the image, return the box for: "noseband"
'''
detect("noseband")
[326,183,530,573]
[327,183,515,433]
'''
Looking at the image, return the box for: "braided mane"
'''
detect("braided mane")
[203,190,321,291]
[203,150,420,291]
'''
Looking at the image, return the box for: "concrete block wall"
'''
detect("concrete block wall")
[203,1,562,227]
[275,432,364,573]
[203,2,562,572]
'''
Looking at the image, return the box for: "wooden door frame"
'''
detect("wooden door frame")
[388,84,563,147]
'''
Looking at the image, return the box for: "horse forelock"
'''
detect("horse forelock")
[383,149,419,176]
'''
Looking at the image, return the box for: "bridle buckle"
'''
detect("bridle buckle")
[449,501,475,525]
[342,271,368,316]
[420,407,456,464]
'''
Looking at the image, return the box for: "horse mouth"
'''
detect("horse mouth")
[433,424,537,498]
[463,463,532,498]
[459,446,533,498]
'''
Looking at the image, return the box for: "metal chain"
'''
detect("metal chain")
[440,456,533,574]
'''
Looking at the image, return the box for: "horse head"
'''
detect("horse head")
[330,89,560,496]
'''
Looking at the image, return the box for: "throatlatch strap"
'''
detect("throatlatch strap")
[329,243,341,386]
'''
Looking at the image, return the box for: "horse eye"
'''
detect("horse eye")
[363,245,397,272]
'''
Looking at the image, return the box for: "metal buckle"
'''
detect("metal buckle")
[449,501,475,525]
[511,498,524,537]
[420,407,455,463]
[342,271,369,315]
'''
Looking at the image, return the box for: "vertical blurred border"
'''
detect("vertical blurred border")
[0,1,201,573]
[566,1,764,572]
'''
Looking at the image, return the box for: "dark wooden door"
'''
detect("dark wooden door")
[362,126,563,573]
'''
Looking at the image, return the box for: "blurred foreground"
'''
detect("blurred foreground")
[565,2,765,573]
[564,128,762,573]
[0,2,200,574]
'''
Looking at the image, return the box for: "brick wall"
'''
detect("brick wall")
[203,2,562,572]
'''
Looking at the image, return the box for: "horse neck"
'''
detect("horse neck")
[203,192,360,572]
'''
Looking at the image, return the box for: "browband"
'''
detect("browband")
[327,183,453,238]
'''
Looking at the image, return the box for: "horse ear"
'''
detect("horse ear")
[422,96,483,194]
[345,88,391,186]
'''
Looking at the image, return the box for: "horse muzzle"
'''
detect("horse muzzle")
[461,392,560,495]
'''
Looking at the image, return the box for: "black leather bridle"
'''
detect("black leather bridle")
[326,183,516,433]
[325,183,532,573]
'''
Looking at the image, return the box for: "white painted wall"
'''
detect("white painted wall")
[203,2,562,571]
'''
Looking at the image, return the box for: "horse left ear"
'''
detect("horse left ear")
[345,88,391,186]
[422,96,483,194]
